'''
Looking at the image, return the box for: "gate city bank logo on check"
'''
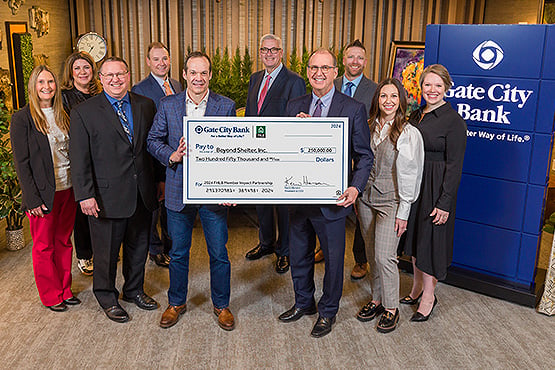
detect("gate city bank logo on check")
[194,125,250,134]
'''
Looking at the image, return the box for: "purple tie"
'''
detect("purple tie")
[313,99,322,117]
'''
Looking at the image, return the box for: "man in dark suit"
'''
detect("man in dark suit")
[132,42,184,268]
[333,39,378,281]
[147,51,237,331]
[244,34,306,274]
[279,49,373,338]
[70,57,159,323]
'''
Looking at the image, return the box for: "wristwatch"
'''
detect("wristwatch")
[168,158,178,169]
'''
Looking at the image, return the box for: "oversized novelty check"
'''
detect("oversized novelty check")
[183,117,349,204]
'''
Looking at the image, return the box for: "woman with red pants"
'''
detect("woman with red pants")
[10,65,79,311]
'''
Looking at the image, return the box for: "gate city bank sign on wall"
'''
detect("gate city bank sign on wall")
[424,25,555,294]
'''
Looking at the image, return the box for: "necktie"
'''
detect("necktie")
[257,75,271,113]
[163,80,173,96]
[344,81,354,97]
[313,99,322,117]
[115,100,133,142]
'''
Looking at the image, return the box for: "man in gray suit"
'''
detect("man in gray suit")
[334,39,378,281]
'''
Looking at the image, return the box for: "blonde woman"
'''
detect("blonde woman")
[401,64,467,321]
[10,65,79,311]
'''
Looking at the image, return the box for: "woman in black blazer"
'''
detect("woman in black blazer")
[10,65,80,312]
[60,51,101,276]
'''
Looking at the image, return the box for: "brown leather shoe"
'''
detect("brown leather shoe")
[351,263,368,280]
[214,307,235,331]
[314,248,324,263]
[159,304,187,328]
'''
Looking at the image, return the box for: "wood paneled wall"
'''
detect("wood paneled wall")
[71,0,485,85]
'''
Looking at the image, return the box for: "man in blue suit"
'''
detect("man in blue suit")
[147,51,236,331]
[278,49,373,337]
[244,34,306,274]
[132,42,184,268]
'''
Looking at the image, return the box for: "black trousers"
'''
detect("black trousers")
[89,196,152,309]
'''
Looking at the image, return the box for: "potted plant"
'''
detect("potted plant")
[0,100,25,250]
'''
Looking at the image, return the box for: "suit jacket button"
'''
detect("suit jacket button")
[133,174,137,179]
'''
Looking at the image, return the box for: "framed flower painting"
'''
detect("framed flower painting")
[387,41,425,115]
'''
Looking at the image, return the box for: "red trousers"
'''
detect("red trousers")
[28,188,77,306]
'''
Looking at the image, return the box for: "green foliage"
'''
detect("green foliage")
[301,46,311,93]
[200,46,253,109]
[335,44,345,78]
[20,33,34,104]
[0,100,24,230]
[288,48,301,75]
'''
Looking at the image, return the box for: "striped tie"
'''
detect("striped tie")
[313,99,322,117]
[115,100,133,142]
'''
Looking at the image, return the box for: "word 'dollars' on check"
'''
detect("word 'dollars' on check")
[183,117,349,204]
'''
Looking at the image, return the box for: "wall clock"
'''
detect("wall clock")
[76,32,107,62]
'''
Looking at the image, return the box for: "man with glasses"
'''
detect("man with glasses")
[70,57,159,323]
[334,39,378,281]
[279,49,372,337]
[132,42,184,269]
[244,34,306,274]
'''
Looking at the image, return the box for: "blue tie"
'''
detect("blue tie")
[313,99,322,117]
[115,100,133,142]
[344,81,354,97]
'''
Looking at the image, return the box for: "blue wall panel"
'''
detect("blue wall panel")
[437,25,545,79]
[456,175,526,231]
[452,220,520,278]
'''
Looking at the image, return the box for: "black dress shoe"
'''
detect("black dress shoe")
[399,291,423,305]
[356,301,385,322]
[310,316,336,338]
[275,255,290,274]
[377,308,399,333]
[411,296,438,322]
[149,253,169,267]
[64,296,81,305]
[104,305,129,323]
[278,305,317,322]
[122,292,159,310]
[245,244,274,260]
[48,302,68,312]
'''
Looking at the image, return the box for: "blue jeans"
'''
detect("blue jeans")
[166,206,230,309]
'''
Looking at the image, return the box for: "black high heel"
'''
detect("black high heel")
[410,296,438,322]
[399,291,423,305]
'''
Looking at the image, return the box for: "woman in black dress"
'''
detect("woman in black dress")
[401,64,466,321]
[60,51,101,276]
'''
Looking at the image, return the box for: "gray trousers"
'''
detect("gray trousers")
[356,196,400,309]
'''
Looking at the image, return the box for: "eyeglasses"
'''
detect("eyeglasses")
[100,71,128,80]
[307,65,336,74]
[260,47,282,55]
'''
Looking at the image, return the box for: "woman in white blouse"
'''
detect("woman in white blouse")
[355,78,424,333]
[10,65,80,311]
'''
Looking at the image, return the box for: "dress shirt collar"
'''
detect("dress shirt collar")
[150,72,172,91]
[104,91,130,106]
[263,62,283,81]
[310,87,335,116]
[342,74,363,91]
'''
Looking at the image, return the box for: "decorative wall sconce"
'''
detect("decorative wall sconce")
[3,0,25,15]
[29,6,50,37]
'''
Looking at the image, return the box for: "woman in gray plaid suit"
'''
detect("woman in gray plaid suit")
[355,78,424,333]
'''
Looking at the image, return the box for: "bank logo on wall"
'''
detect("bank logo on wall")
[472,40,504,70]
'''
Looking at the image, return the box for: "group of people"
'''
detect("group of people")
[9,34,466,338]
